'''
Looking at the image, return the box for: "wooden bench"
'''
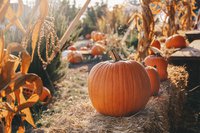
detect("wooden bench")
[168,40,200,88]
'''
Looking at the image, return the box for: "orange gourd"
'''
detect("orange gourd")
[91,31,105,42]
[67,51,83,63]
[144,54,168,81]
[145,66,160,96]
[91,43,105,56]
[39,87,52,102]
[165,34,187,48]
[149,40,161,55]
[23,86,51,102]
[88,50,151,117]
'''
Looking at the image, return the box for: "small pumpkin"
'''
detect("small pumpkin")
[23,86,51,102]
[88,50,151,117]
[91,43,105,56]
[91,31,105,42]
[39,87,52,102]
[67,50,83,63]
[67,45,76,51]
[144,54,168,81]
[149,40,161,55]
[145,66,160,96]
[165,34,187,48]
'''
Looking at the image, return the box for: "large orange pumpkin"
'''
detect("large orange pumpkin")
[67,51,83,63]
[149,40,161,55]
[145,66,160,96]
[165,34,187,48]
[144,55,168,81]
[91,43,105,56]
[88,50,151,117]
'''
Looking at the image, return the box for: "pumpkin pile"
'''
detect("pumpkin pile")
[66,50,83,63]
[91,43,106,56]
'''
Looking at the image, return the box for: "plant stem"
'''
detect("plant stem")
[110,49,122,62]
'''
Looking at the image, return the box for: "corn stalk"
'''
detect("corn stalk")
[178,0,197,30]
[162,0,178,37]
[129,0,155,61]
[0,0,91,132]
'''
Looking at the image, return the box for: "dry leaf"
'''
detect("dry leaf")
[17,0,23,17]
[31,21,43,60]
[39,0,49,20]
[0,0,9,21]
[21,52,31,74]
[5,5,26,34]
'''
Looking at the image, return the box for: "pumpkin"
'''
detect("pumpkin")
[144,54,168,81]
[23,86,51,102]
[39,87,52,102]
[88,50,151,117]
[149,40,161,55]
[165,34,187,48]
[91,31,105,42]
[145,66,160,96]
[67,45,76,51]
[91,43,105,56]
[67,50,83,63]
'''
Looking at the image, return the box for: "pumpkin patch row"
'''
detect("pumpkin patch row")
[87,33,188,117]
[87,50,167,117]
[65,42,106,63]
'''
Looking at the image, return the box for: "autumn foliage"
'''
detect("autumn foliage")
[0,0,90,132]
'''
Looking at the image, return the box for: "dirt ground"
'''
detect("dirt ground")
[34,64,93,132]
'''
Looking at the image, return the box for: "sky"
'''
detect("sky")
[10,0,125,8]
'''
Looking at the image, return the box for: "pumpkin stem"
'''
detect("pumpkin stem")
[141,61,146,67]
[155,53,162,57]
[110,49,122,62]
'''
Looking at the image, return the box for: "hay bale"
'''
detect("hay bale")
[32,65,188,133]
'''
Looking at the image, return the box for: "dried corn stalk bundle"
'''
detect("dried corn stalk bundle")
[96,5,129,34]
[178,0,197,30]
[2,0,90,69]
[0,0,91,132]
[162,0,178,37]
[129,0,155,61]
[0,32,43,133]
